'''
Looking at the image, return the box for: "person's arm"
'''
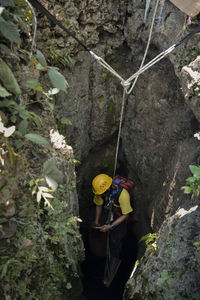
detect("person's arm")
[100,213,129,232]
[91,205,102,228]
[94,205,102,226]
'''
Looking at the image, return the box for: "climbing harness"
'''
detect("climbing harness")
[27,0,200,176]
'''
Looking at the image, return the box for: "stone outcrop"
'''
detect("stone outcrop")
[125,204,200,299]
[1,0,200,299]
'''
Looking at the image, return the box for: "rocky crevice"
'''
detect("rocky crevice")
[1,0,200,299]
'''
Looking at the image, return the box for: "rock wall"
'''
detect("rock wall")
[40,0,200,298]
[0,2,84,299]
[1,0,200,299]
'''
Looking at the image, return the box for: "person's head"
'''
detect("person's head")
[92,174,112,195]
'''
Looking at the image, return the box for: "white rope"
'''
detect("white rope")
[113,88,127,177]
[89,51,129,89]
[124,44,176,85]
[112,0,160,175]
[24,0,37,56]
[126,0,160,95]
[90,0,176,95]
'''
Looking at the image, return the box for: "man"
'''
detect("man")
[91,173,133,287]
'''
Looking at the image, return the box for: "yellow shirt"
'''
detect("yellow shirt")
[93,188,133,215]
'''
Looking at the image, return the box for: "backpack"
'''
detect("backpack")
[112,175,134,208]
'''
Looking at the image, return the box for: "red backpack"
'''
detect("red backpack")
[112,175,134,207]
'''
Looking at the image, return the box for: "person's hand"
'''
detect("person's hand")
[100,224,112,232]
[91,221,101,229]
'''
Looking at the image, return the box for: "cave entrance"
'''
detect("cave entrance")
[80,221,138,300]
[77,154,138,300]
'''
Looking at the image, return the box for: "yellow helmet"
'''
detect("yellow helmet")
[92,174,112,195]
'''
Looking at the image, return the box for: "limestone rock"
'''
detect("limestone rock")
[125,205,200,299]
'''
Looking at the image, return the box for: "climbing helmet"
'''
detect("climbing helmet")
[92,174,112,195]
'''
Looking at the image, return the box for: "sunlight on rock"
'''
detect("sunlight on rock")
[176,205,198,218]
[194,132,200,140]
[49,129,73,154]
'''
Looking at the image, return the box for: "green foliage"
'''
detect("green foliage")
[0,0,14,6]
[0,58,21,95]
[0,84,12,97]
[24,133,49,145]
[193,241,200,251]
[36,49,47,67]
[101,72,108,81]
[0,100,40,125]
[182,165,200,196]
[24,78,43,92]
[0,3,69,154]
[29,178,54,208]
[47,40,74,67]
[48,68,69,93]
[57,117,72,135]
[60,117,72,125]
[43,157,64,191]
[0,3,83,299]
[0,15,21,44]
[139,233,158,246]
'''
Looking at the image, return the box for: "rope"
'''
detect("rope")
[113,0,159,176]
[113,88,127,177]
[28,0,200,177]
[89,51,128,88]
[29,0,200,93]
[24,0,37,56]
[126,0,160,95]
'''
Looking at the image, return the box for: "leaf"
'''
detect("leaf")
[19,110,30,120]
[60,117,72,125]
[66,282,72,290]
[25,133,49,145]
[48,69,68,93]
[18,119,28,135]
[43,158,64,184]
[0,43,11,54]
[0,0,14,6]
[24,78,43,92]
[186,176,196,184]
[15,139,23,149]
[39,186,49,192]
[0,58,21,95]
[0,16,21,44]
[45,175,58,191]
[36,50,47,67]
[181,186,192,194]
[0,84,11,97]
[42,192,54,199]
[189,165,200,178]
[0,99,15,107]
[48,88,59,95]
[36,63,46,71]
[29,112,42,127]
[29,179,35,187]
[193,241,200,246]
[37,190,42,203]
[4,125,15,137]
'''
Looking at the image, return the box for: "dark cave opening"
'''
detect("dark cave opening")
[78,158,138,300]
[80,215,138,300]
